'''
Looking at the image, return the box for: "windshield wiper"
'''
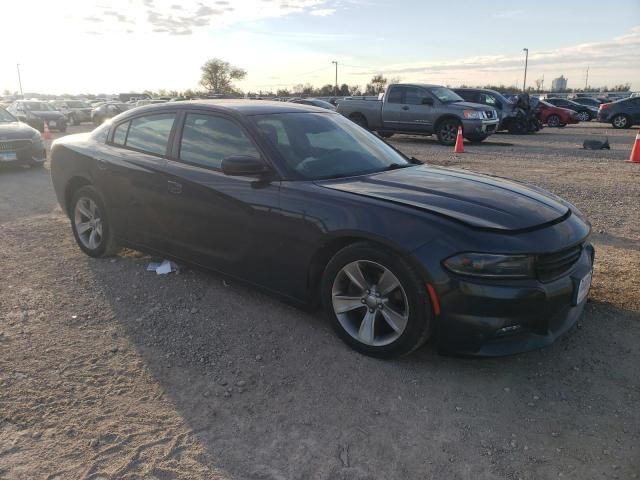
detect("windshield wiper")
[383,163,413,171]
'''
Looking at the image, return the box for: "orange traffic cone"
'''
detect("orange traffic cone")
[454,126,464,153]
[42,121,52,141]
[626,129,640,163]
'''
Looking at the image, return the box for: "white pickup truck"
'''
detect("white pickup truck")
[337,83,499,145]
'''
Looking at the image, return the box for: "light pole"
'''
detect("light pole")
[331,61,338,96]
[16,64,24,98]
[522,48,529,92]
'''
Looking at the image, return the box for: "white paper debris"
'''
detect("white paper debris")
[147,259,179,275]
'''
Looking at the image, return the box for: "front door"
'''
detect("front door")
[160,111,281,284]
[382,86,434,132]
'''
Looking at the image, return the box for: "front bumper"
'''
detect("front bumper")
[427,243,594,356]
[0,139,46,167]
[462,118,500,137]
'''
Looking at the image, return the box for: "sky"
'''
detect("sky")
[1,0,639,95]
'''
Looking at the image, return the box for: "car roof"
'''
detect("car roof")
[125,99,331,116]
[389,83,441,89]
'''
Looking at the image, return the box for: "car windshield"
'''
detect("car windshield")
[253,112,412,180]
[24,102,52,111]
[429,87,464,104]
[0,108,16,122]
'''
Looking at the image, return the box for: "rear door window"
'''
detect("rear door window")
[124,113,175,156]
[386,87,405,104]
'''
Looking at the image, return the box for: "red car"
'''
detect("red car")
[532,98,579,127]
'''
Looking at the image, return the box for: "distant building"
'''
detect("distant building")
[551,76,568,92]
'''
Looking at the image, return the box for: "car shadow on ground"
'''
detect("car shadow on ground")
[87,252,640,480]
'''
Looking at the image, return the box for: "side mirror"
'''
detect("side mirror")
[222,155,270,177]
[421,97,434,106]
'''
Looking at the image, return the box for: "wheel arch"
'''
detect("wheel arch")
[434,114,462,132]
[64,176,93,217]
[306,232,418,306]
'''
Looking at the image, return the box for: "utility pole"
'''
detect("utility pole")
[331,61,338,96]
[585,66,589,90]
[522,48,529,92]
[16,64,24,98]
[541,74,544,92]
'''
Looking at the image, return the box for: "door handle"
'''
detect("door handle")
[402,106,410,110]
[167,180,182,194]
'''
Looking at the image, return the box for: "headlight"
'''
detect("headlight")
[31,131,44,145]
[443,253,534,278]
[463,110,485,120]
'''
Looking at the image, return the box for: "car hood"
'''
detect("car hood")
[449,101,495,112]
[316,166,570,231]
[0,121,38,138]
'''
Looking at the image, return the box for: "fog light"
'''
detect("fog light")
[495,325,522,336]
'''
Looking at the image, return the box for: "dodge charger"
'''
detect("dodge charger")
[50,100,594,357]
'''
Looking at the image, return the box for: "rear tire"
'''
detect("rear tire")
[349,114,369,130]
[611,114,631,129]
[321,242,433,358]
[436,118,460,146]
[70,185,117,258]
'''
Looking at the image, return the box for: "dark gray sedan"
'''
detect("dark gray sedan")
[0,108,46,168]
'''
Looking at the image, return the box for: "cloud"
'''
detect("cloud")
[310,8,336,16]
[56,0,330,36]
[351,26,640,87]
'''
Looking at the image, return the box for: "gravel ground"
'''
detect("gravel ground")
[1,122,639,479]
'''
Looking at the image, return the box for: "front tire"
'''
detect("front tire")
[547,114,561,127]
[466,134,488,143]
[321,242,432,358]
[576,111,590,122]
[436,119,460,146]
[70,185,117,258]
[611,114,631,129]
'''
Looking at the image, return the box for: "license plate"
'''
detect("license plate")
[0,151,17,161]
[575,271,592,305]
[49,120,56,127]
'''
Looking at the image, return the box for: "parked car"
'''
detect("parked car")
[544,98,597,122]
[0,107,46,168]
[7,100,67,132]
[570,97,608,108]
[288,98,337,111]
[91,102,130,124]
[597,96,640,129]
[452,88,538,133]
[50,100,593,357]
[337,84,499,145]
[530,98,579,128]
[135,99,168,107]
[50,100,92,125]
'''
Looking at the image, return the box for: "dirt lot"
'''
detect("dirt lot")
[1,122,639,480]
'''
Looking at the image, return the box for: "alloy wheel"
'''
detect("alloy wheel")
[331,260,409,347]
[613,115,628,128]
[577,111,590,122]
[440,122,458,143]
[74,197,103,250]
[547,115,560,127]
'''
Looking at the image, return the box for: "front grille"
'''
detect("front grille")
[0,139,32,152]
[536,245,582,282]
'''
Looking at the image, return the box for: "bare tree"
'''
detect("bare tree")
[200,58,247,94]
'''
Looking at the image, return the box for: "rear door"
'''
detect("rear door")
[382,86,435,132]
[99,112,177,251]
[160,110,282,282]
